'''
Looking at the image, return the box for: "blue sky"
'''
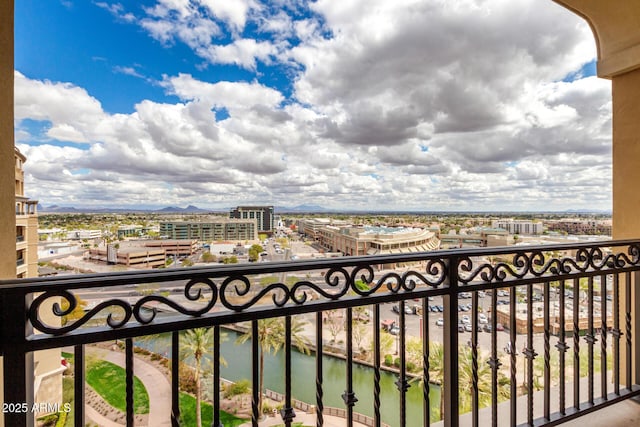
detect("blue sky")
[14,0,611,211]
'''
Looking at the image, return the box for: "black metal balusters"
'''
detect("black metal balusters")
[556,280,568,416]
[471,291,479,427]
[587,276,595,405]
[251,320,259,426]
[74,344,85,427]
[573,277,580,411]
[524,283,536,426]
[316,312,324,427]
[213,325,222,427]
[125,337,134,426]
[509,286,517,426]
[171,331,180,426]
[544,281,551,421]
[600,274,608,401]
[342,307,357,426]
[488,288,500,427]
[612,274,621,395]
[422,296,430,427]
[373,304,381,427]
[396,300,409,427]
[282,315,295,426]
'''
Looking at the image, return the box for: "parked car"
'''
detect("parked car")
[389,325,401,335]
[483,323,492,333]
[392,305,400,314]
[464,323,473,332]
[478,291,486,298]
[478,313,488,324]
[436,318,444,327]
[496,323,505,331]
[458,323,465,333]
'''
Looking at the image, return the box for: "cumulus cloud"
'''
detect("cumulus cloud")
[16,0,613,211]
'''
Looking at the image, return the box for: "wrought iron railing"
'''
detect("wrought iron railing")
[1,239,640,427]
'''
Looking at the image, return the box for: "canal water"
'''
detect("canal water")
[137,330,440,426]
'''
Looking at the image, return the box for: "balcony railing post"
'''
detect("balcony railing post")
[634,271,640,386]
[443,256,459,427]
[1,290,34,427]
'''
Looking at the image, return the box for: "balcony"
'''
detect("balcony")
[1,240,640,427]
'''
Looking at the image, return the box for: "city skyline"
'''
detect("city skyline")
[15,0,611,212]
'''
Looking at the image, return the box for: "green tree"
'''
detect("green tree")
[236,317,309,415]
[179,328,227,427]
[405,337,423,373]
[458,346,492,413]
[369,331,395,362]
[429,341,445,420]
[248,244,264,262]
[201,251,216,263]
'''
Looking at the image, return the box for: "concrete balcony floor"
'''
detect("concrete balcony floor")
[562,396,640,427]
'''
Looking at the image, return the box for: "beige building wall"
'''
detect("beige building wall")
[0,1,15,424]
[554,0,640,387]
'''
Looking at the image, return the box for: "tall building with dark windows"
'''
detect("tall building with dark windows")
[229,205,274,234]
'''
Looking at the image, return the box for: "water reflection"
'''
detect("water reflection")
[136,329,440,426]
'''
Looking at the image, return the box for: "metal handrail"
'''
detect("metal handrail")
[1,239,639,427]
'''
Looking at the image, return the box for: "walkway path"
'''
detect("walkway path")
[239,412,370,427]
[85,347,172,427]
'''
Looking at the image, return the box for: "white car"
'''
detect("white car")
[478,313,488,324]
[436,318,444,327]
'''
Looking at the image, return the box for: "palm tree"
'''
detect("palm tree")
[180,328,227,427]
[457,346,492,413]
[236,317,309,416]
[429,341,445,420]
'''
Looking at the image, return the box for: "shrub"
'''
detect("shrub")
[384,354,393,366]
[178,363,197,395]
[393,357,401,368]
[224,379,250,398]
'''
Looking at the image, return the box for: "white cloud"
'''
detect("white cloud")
[16,0,613,211]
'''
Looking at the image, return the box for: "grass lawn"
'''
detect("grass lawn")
[179,393,247,427]
[85,360,149,414]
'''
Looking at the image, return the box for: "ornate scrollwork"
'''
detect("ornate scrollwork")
[133,278,218,324]
[458,244,640,286]
[26,243,640,334]
[30,290,132,335]
[30,279,219,334]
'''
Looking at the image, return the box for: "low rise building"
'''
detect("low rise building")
[544,219,612,236]
[492,219,543,235]
[160,219,257,241]
[144,239,198,257]
[66,229,102,240]
[317,225,440,256]
[297,218,350,240]
[87,246,165,268]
